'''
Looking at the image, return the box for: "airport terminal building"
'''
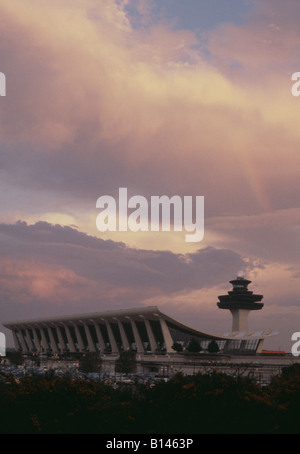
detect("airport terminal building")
[3,274,277,357]
[3,274,288,380]
[2,305,271,357]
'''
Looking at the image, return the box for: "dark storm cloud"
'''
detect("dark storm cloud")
[0,221,247,291]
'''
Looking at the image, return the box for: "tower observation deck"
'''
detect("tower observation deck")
[217,272,264,332]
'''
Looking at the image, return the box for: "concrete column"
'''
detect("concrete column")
[25,329,35,351]
[32,328,42,352]
[64,325,76,352]
[56,326,67,352]
[40,327,50,352]
[47,327,59,354]
[144,319,157,352]
[94,323,106,351]
[159,318,174,352]
[18,329,28,352]
[256,338,264,354]
[74,324,85,351]
[12,330,22,351]
[105,321,119,353]
[130,320,144,353]
[117,320,130,351]
[84,323,96,352]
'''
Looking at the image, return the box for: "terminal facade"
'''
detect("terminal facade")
[4,281,270,356]
[3,305,267,357]
[2,272,300,383]
[3,272,273,358]
[4,274,297,382]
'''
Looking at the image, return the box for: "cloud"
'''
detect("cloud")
[0,221,247,316]
[0,0,298,223]
[207,208,300,265]
[207,0,300,74]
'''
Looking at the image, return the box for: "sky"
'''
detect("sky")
[0,0,300,351]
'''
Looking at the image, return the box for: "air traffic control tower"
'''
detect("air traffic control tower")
[217,272,264,332]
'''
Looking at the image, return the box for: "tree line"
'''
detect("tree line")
[1,360,300,434]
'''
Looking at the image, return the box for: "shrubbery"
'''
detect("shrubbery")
[0,365,300,434]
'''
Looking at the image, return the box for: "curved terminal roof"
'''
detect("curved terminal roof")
[2,306,277,341]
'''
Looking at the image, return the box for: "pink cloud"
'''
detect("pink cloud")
[207,0,300,75]
[0,0,298,222]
